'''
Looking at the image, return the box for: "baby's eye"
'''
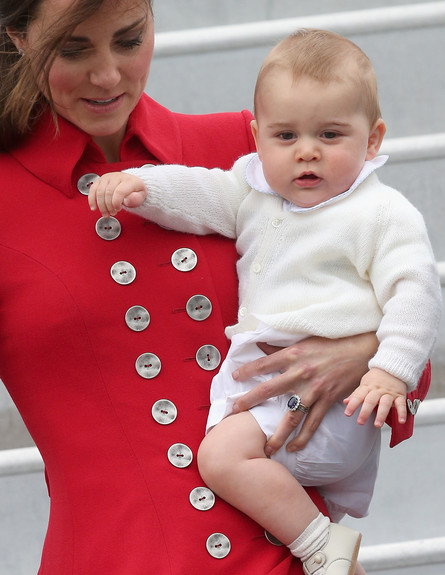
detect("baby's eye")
[278,131,296,141]
[322,131,338,140]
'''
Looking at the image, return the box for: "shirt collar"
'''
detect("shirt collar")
[245,153,388,213]
[9,94,182,198]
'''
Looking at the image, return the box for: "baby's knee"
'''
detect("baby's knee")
[197,433,230,488]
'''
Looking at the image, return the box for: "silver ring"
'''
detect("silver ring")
[287,394,310,414]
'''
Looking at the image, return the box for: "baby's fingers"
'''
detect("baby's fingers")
[345,388,381,425]
[88,176,116,217]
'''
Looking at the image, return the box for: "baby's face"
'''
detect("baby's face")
[251,70,379,208]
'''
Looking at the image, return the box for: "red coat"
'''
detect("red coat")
[0,94,328,574]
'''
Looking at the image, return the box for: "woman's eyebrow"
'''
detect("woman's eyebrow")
[113,17,146,38]
[68,17,146,42]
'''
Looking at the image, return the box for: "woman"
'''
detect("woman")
[0,1,405,573]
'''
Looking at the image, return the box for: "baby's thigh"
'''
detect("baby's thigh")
[272,401,380,486]
[200,411,267,466]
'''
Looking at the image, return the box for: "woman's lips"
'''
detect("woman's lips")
[83,94,123,112]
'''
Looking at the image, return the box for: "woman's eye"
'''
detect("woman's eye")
[119,35,143,50]
[60,46,86,59]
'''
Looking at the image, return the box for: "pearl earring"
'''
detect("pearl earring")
[18,48,25,57]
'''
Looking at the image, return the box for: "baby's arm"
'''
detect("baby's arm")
[88,172,147,217]
[344,367,407,427]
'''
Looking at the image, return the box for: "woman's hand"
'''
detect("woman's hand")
[231,333,378,454]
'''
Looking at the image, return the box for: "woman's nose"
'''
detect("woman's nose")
[89,54,121,89]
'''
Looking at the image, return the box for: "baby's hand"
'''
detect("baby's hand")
[88,172,146,217]
[344,367,407,427]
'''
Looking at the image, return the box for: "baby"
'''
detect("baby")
[89,29,441,575]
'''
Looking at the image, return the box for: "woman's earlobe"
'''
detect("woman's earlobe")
[6,27,27,52]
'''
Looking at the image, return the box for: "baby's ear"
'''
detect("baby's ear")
[250,120,262,159]
[366,119,386,160]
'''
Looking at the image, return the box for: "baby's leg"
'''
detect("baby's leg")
[198,411,319,545]
[199,412,362,574]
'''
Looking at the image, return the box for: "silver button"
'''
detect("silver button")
[189,487,216,511]
[196,345,221,371]
[186,295,212,321]
[239,306,248,317]
[152,399,177,425]
[95,217,121,240]
[206,533,231,559]
[171,248,197,272]
[135,353,161,379]
[271,218,283,228]
[167,443,193,468]
[125,305,150,331]
[265,530,284,546]
[110,261,136,285]
[77,173,99,195]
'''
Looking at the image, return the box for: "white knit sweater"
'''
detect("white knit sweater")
[126,154,442,390]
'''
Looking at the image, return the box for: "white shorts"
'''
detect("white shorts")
[206,326,381,520]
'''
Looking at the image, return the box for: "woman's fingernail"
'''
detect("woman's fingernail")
[232,404,240,414]
[232,370,239,380]
[264,445,273,457]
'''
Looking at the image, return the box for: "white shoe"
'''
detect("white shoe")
[303,523,362,575]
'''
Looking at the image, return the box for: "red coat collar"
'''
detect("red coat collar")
[9,94,182,198]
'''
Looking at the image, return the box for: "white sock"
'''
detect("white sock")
[287,513,330,562]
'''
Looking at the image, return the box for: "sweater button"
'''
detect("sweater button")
[252,262,261,274]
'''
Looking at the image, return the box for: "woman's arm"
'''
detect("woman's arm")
[231,332,378,454]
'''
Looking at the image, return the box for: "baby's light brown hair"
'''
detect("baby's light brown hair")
[254,28,382,127]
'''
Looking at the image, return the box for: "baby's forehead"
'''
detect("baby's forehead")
[255,73,368,128]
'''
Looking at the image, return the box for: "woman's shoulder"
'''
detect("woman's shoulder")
[138,94,255,169]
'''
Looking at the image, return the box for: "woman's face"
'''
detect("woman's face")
[25,0,154,147]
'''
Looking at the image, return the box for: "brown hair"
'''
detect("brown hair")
[254,28,381,126]
[0,0,153,152]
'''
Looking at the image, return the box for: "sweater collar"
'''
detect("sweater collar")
[245,153,388,213]
[10,94,182,198]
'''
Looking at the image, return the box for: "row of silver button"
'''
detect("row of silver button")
[80,173,231,559]
[123,295,212,334]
